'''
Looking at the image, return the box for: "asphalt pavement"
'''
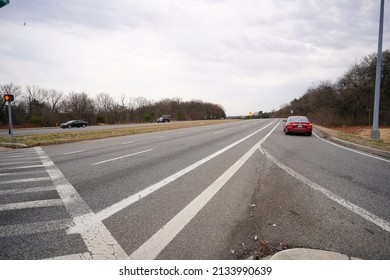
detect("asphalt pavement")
[1,124,389,260]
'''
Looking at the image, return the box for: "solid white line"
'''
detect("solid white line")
[213,130,225,135]
[0,199,63,211]
[94,121,274,223]
[261,149,390,234]
[0,177,51,185]
[93,149,153,165]
[156,136,166,139]
[35,147,128,260]
[129,122,279,259]
[313,132,390,163]
[63,150,85,155]
[0,219,74,237]
[257,124,390,234]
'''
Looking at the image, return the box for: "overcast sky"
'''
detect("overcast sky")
[0,1,389,116]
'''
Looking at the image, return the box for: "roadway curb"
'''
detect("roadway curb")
[269,248,361,260]
[314,127,390,159]
[329,137,390,159]
[0,142,28,149]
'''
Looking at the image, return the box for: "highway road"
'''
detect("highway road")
[1,119,389,260]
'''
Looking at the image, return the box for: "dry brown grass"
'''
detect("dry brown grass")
[0,120,238,147]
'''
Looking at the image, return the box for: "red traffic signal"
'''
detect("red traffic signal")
[4,94,14,102]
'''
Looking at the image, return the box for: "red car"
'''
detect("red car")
[283,116,312,136]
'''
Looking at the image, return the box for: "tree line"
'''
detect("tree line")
[0,84,226,127]
[272,49,390,126]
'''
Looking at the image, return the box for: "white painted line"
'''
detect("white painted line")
[0,170,47,177]
[0,177,51,185]
[35,147,128,260]
[11,165,44,170]
[0,154,38,160]
[0,160,41,166]
[0,219,74,237]
[129,123,277,259]
[46,253,92,260]
[63,150,85,155]
[0,199,63,211]
[258,123,390,235]
[213,130,225,135]
[0,186,56,196]
[313,132,390,163]
[92,149,153,165]
[95,121,274,223]
[0,151,37,157]
[122,141,135,145]
[156,136,166,139]
[261,149,390,234]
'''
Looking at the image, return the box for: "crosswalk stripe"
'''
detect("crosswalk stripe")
[0,219,74,237]
[0,186,56,196]
[0,199,63,211]
[0,177,51,185]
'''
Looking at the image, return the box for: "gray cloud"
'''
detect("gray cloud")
[0,0,389,115]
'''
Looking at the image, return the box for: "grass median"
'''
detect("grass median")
[0,120,237,147]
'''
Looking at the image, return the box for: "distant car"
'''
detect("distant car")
[157,115,171,123]
[60,120,88,129]
[283,116,312,136]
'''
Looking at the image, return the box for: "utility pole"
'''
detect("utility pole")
[371,0,385,140]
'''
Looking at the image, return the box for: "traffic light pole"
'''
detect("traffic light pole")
[7,101,13,143]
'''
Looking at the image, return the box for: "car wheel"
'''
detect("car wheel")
[68,125,71,128]
[82,124,86,128]
[307,132,312,136]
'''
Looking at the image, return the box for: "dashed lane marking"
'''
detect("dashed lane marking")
[63,150,85,155]
[121,141,135,145]
[92,149,153,166]
[91,121,274,224]
[129,122,278,259]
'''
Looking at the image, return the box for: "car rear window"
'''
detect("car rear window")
[290,116,309,122]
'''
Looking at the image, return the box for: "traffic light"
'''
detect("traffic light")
[3,94,14,102]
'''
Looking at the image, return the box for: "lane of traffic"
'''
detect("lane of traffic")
[48,120,275,214]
